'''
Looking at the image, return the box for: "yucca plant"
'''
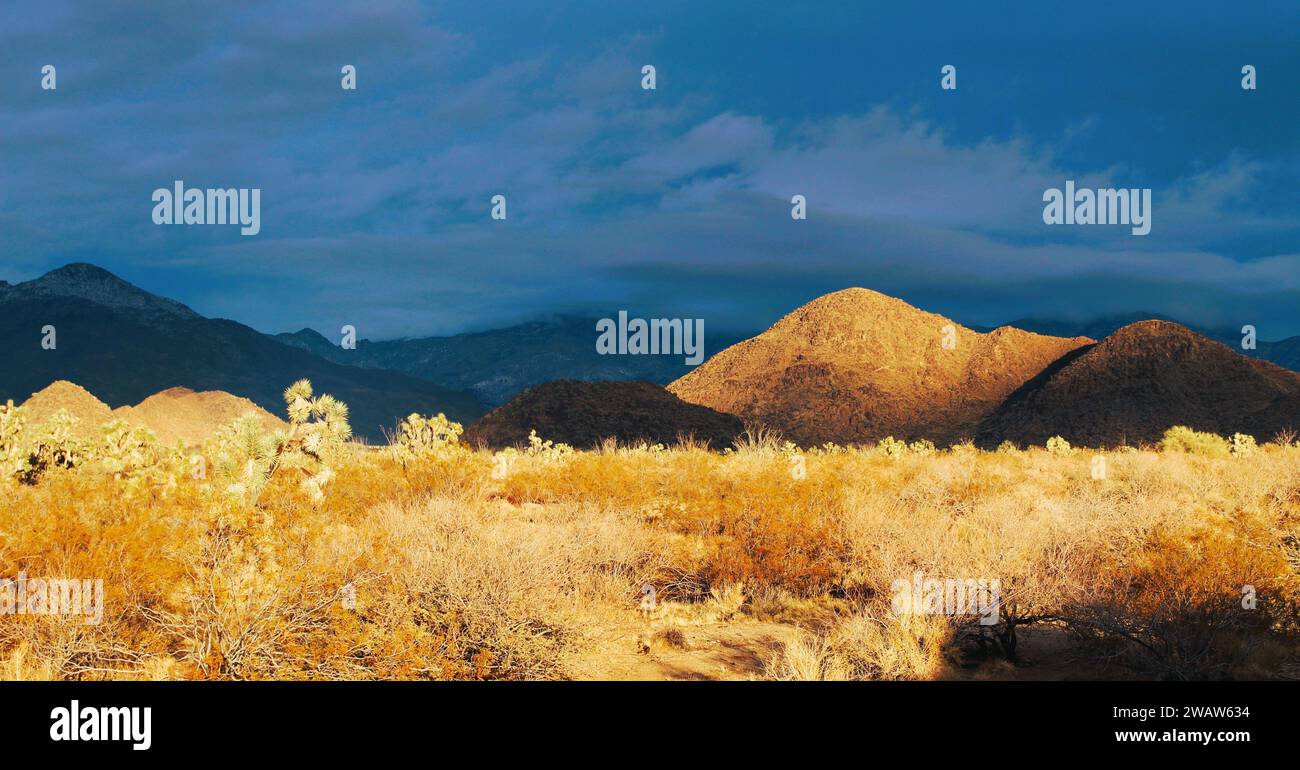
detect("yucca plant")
[209,412,280,502]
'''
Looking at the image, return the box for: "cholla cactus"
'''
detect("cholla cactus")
[877,436,907,459]
[0,400,35,484]
[1045,435,1072,456]
[1230,432,1257,457]
[392,412,464,466]
[996,440,1019,454]
[274,380,351,502]
[908,439,937,456]
[96,418,162,479]
[0,400,29,481]
[814,442,847,455]
[526,429,575,464]
[20,410,85,484]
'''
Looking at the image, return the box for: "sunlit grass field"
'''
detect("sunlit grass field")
[2,383,1298,680]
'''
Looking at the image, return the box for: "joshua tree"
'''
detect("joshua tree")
[209,379,352,505]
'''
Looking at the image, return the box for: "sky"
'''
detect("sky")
[1,1,1298,339]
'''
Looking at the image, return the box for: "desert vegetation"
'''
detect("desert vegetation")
[1,382,1297,681]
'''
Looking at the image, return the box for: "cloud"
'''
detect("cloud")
[1,2,1297,340]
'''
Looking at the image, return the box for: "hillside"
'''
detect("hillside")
[114,387,287,446]
[976,320,1300,447]
[668,288,1091,446]
[17,380,114,440]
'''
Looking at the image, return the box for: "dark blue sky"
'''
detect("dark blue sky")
[2,1,1298,338]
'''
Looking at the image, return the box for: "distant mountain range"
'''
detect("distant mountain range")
[7,262,1300,449]
[0,264,485,441]
[274,319,747,406]
[282,310,1300,406]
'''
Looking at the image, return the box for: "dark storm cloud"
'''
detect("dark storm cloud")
[1,1,1297,337]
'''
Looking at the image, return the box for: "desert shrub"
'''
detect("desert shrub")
[392,412,465,467]
[766,612,951,681]
[995,440,1018,454]
[1229,432,1257,457]
[730,425,783,453]
[1158,425,1230,457]
[0,400,30,482]
[1045,435,1072,455]
[94,419,164,479]
[908,439,937,456]
[877,436,907,459]
[1067,516,1297,679]
[18,411,88,484]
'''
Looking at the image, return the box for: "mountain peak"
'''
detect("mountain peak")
[286,328,335,345]
[17,263,200,319]
[669,287,1091,445]
[784,287,941,324]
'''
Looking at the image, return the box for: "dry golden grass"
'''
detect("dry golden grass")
[2,409,1298,680]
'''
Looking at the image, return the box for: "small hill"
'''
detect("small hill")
[464,380,746,450]
[19,380,114,439]
[115,387,287,446]
[976,320,1300,447]
[668,288,1091,446]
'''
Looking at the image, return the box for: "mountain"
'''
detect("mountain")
[463,380,745,450]
[668,288,1092,446]
[1261,336,1300,371]
[975,321,1300,448]
[114,387,287,446]
[7,262,200,320]
[0,264,486,441]
[274,317,749,407]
